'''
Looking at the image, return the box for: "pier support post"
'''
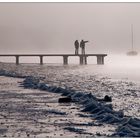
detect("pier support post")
[15,56,19,65]
[101,56,104,64]
[84,56,87,65]
[80,55,87,65]
[40,56,43,65]
[79,55,84,65]
[63,56,68,65]
[97,56,104,65]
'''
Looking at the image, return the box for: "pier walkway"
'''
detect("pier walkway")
[0,54,107,65]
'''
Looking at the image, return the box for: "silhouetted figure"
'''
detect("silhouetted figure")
[80,40,89,64]
[80,40,89,55]
[74,40,79,55]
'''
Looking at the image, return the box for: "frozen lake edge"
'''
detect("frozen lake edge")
[0,63,140,137]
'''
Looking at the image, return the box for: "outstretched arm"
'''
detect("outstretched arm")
[84,41,89,43]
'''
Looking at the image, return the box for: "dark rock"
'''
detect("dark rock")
[81,102,98,112]
[47,109,66,115]
[104,95,112,102]
[87,93,97,101]
[38,83,48,90]
[105,104,113,110]
[64,127,85,133]
[71,92,84,98]
[90,107,102,114]
[54,87,64,93]
[97,95,112,102]
[58,97,72,103]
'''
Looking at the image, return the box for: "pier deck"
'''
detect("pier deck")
[0,54,107,65]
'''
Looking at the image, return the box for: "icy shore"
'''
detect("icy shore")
[21,76,140,137]
[0,63,140,137]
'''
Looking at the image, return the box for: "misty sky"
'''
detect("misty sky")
[0,3,140,54]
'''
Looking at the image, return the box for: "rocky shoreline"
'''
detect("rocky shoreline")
[0,63,140,137]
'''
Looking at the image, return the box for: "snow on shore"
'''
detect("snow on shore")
[0,76,116,137]
[0,63,140,137]
[21,76,140,137]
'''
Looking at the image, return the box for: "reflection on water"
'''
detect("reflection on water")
[98,54,140,82]
[0,54,140,82]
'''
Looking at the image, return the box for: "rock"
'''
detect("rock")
[81,102,98,112]
[97,95,112,102]
[58,97,72,103]
[38,83,48,90]
[104,95,112,102]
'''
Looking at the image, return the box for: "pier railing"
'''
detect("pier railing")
[0,54,107,65]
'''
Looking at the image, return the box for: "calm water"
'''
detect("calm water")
[1,54,140,82]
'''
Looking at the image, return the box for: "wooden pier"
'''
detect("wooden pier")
[0,54,107,65]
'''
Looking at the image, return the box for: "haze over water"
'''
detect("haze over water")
[0,3,140,82]
[1,54,140,83]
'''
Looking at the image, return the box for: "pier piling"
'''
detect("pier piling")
[97,56,104,65]
[15,56,19,65]
[40,56,43,65]
[0,54,107,65]
[63,56,68,65]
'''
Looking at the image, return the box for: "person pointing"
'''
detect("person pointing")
[80,40,89,55]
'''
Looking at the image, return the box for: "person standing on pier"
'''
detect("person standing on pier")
[74,40,79,55]
[80,40,89,55]
[80,39,89,64]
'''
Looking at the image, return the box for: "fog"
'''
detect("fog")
[0,3,140,55]
[1,2,140,72]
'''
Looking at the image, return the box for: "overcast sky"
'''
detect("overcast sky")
[0,3,140,54]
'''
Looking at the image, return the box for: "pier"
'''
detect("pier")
[0,54,107,65]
